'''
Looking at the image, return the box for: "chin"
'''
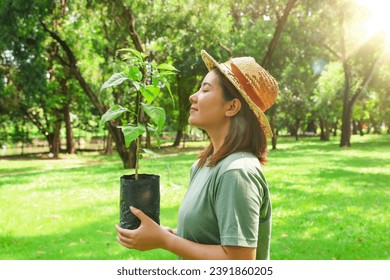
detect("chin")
[188,116,195,125]
[188,118,200,128]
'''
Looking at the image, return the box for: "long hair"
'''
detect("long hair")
[197,68,268,167]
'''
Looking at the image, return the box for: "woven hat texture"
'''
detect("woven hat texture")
[201,50,278,138]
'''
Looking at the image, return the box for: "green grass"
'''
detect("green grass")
[0,135,389,260]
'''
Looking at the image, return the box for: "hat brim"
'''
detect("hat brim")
[201,50,273,138]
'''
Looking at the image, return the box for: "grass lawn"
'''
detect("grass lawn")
[0,134,389,260]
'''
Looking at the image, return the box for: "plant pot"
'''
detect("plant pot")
[119,174,160,230]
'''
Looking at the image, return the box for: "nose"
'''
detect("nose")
[189,91,198,103]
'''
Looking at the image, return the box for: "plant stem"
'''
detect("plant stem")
[135,136,140,180]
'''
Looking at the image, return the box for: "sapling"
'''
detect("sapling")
[99,49,177,178]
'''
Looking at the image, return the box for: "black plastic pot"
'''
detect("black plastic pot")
[119,174,160,230]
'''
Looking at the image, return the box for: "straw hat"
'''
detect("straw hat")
[201,50,278,138]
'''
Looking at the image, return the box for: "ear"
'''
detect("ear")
[225,98,241,117]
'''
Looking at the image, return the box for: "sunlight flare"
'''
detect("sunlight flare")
[356,0,390,45]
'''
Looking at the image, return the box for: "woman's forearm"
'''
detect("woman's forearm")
[162,232,255,260]
[116,207,255,260]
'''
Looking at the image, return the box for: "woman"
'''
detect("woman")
[115,50,278,260]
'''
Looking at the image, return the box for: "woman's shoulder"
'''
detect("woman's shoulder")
[217,152,261,173]
[215,152,267,190]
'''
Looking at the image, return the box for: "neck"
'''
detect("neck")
[206,122,230,155]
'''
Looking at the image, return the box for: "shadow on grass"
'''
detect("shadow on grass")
[0,205,180,260]
[0,161,123,189]
[270,164,389,259]
[271,134,390,153]
[271,206,389,260]
[318,168,390,187]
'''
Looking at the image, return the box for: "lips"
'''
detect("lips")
[190,107,198,112]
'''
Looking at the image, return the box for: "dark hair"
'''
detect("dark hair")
[198,68,268,167]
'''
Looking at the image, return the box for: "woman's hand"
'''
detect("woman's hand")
[115,207,254,259]
[115,206,170,251]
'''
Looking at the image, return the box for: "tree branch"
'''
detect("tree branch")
[262,0,298,69]
[112,0,145,53]
[350,51,382,105]
[54,53,70,67]
[219,42,233,58]
[322,43,341,60]
[41,20,105,115]
[20,106,49,138]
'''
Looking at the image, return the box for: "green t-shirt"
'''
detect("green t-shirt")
[177,152,272,260]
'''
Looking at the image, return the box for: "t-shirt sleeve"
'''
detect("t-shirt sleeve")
[214,169,263,247]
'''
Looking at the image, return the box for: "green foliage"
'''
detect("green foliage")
[313,62,344,120]
[1,0,389,155]
[120,124,146,147]
[100,49,177,175]
[99,105,129,127]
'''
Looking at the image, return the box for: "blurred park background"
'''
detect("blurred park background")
[0,0,389,260]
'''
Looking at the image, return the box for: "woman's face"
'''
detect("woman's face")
[188,70,231,132]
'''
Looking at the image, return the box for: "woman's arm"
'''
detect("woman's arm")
[115,206,255,260]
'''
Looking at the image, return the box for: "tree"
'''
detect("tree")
[313,62,344,141]
[39,0,145,167]
[314,1,386,147]
[0,0,70,158]
[228,0,299,148]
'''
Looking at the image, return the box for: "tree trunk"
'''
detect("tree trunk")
[339,23,353,148]
[332,120,338,136]
[352,120,358,135]
[104,131,113,155]
[63,103,75,154]
[48,119,62,159]
[173,129,183,147]
[338,12,382,147]
[172,74,190,147]
[370,118,381,134]
[340,101,352,147]
[319,117,329,141]
[295,118,301,140]
[306,119,317,134]
[320,117,330,141]
[366,125,372,134]
[325,120,330,141]
[358,120,364,136]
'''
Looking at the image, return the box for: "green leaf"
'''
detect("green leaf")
[118,48,147,61]
[142,148,157,159]
[128,66,143,81]
[164,80,175,105]
[120,124,146,147]
[100,72,129,91]
[142,103,166,131]
[140,85,160,104]
[132,81,141,91]
[152,75,174,105]
[152,77,159,87]
[147,125,162,147]
[157,63,178,72]
[99,105,128,127]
